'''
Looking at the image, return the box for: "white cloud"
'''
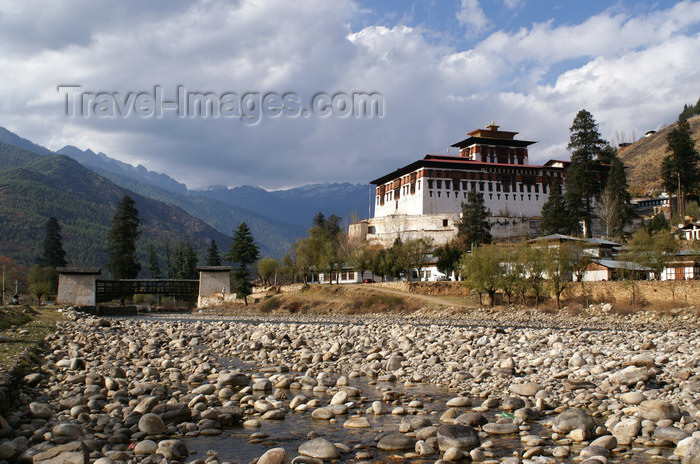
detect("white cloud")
[0,0,699,190]
[456,0,491,37]
[500,0,523,9]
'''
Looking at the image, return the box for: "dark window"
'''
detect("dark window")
[428,179,434,189]
[534,184,539,193]
[436,180,442,189]
[442,219,449,227]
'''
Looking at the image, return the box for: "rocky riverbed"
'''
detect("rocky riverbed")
[2,308,700,464]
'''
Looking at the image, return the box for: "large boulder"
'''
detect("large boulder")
[377,433,415,451]
[298,438,339,459]
[32,441,88,464]
[552,408,596,436]
[436,425,480,452]
[609,366,650,386]
[638,400,681,422]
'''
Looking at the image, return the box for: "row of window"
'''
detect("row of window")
[428,191,540,202]
[427,179,545,194]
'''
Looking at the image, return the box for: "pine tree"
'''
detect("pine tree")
[147,243,162,279]
[106,195,141,279]
[603,152,634,238]
[206,240,222,266]
[164,241,173,278]
[540,181,577,235]
[39,217,67,268]
[172,242,198,279]
[662,113,700,214]
[457,191,492,250]
[564,109,605,237]
[182,242,198,279]
[226,223,259,305]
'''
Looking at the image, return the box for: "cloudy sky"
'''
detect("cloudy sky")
[1,0,699,190]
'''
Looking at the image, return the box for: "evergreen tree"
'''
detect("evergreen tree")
[226,223,259,305]
[172,242,198,279]
[540,181,577,235]
[164,241,173,278]
[39,217,67,268]
[147,243,162,279]
[602,152,634,238]
[106,195,141,279]
[662,113,700,213]
[206,240,222,266]
[433,242,462,279]
[182,242,198,279]
[564,109,605,237]
[646,213,670,235]
[457,191,492,249]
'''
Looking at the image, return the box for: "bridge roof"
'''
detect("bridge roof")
[56,267,101,275]
[196,266,233,272]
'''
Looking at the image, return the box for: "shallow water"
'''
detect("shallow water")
[138,315,678,463]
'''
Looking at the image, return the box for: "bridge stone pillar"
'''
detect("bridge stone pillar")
[57,267,101,306]
[197,266,232,308]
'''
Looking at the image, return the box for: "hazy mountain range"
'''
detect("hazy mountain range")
[0,126,373,271]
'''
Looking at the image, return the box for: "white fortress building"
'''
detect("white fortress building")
[350,123,570,247]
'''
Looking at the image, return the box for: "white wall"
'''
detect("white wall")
[57,274,98,306]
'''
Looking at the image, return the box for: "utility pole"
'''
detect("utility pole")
[2,265,5,307]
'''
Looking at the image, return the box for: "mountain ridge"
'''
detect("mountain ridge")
[0,142,230,273]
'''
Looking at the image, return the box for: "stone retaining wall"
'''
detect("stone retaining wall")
[568,280,700,306]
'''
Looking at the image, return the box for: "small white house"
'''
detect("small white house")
[678,223,700,241]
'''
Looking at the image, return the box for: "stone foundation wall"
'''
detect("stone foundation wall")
[568,280,700,306]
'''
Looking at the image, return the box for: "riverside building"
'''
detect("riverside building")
[350,123,569,247]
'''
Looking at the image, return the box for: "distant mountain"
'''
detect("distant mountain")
[0,125,374,260]
[0,142,229,274]
[0,127,52,156]
[57,145,188,195]
[197,182,374,229]
[84,167,305,258]
[618,115,700,195]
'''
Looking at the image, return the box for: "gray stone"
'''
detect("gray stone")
[311,408,333,420]
[298,438,339,459]
[639,400,682,422]
[29,403,53,420]
[258,447,288,464]
[0,441,18,461]
[133,440,158,455]
[685,439,700,464]
[155,439,188,460]
[138,413,165,435]
[482,422,519,435]
[51,424,84,439]
[343,417,370,428]
[655,426,690,444]
[501,396,525,411]
[590,435,617,450]
[436,425,480,452]
[612,417,641,445]
[377,433,415,451]
[510,382,542,397]
[454,412,487,427]
[32,441,88,464]
[609,366,650,386]
[445,396,471,407]
[552,408,596,435]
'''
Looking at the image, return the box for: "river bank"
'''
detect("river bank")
[2,308,700,463]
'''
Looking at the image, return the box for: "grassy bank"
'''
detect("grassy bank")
[0,306,63,370]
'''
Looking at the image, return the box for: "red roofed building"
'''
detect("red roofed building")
[350,123,570,246]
